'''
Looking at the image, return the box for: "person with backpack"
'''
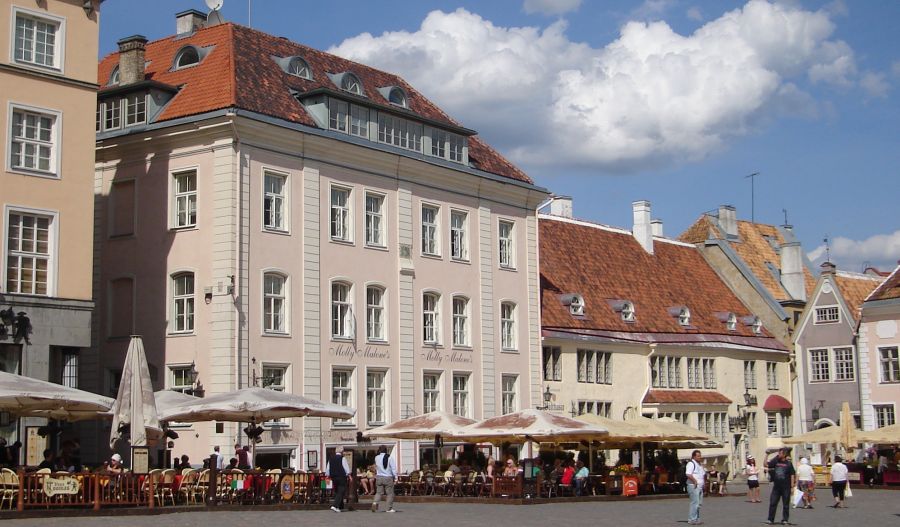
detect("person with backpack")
[371,445,398,513]
[685,450,706,525]
[326,446,352,512]
[765,448,797,525]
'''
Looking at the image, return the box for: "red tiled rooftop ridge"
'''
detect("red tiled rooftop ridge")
[866,264,900,303]
[832,271,884,324]
[644,390,732,405]
[97,23,531,184]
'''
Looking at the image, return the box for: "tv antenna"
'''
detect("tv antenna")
[744,172,759,223]
[823,234,831,263]
[782,208,789,227]
[205,0,224,26]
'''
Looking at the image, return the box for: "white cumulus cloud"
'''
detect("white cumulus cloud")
[330,1,861,172]
[523,0,581,16]
[860,71,890,98]
[808,230,900,272]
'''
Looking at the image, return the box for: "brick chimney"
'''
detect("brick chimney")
[116,35,147,85]
[651,219,663,237]
[718,205,738,238]
[176,9,206,35]
[632,200,653,254]
[819,261,836,276]
[548,196,572,219]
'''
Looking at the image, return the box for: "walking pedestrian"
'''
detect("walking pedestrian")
[371,445,398,513]
[765,448,797,525]
[744,456,761,503]
[830,455,849,508]
[326,446,351,512]
[685,450,706,525]
[796,458,815,508]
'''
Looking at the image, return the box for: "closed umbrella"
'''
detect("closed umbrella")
[840,402,856,451]
[109,336,162,448]
[0,370,113,421]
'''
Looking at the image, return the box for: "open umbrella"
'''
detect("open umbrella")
[109,336,162,448]
[453,409,608,444]
[782,425,844,445]
[154,389,198,417]
[362,411,476,440]
[577,414,714,444]
[0,370,114,421]
[857,423,900,444]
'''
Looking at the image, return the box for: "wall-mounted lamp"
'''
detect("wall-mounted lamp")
[189,361,204,397]
[204,290,213,304]
[811,400,825,421]
[536,386,553,410]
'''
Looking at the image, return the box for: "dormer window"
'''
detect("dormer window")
[174,46,200,69]
[341,73,363,95]
[726,313,737,331]
[751,317,763,334]
[388,87,407,108]
[621,301,635,322]
[569,295,584,316]
[109,65,120,85]
[287,56,311,79]
[678,307,691,326]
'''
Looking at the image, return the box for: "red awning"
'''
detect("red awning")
[763,394,792,411]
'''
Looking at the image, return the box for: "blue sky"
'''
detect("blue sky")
[98,0,900,272]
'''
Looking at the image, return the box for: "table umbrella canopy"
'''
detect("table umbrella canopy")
[576,414,714,445]
[0,370,114,421]
[157,386,355,423]
[857,423,900,444]
[109,336,162,448]
[783,402,858,450]
[154,390,198,418]
[362,411,476,440]
[453,409,608,444]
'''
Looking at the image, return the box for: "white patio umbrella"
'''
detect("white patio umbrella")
[109,336,162,448]
[362,411,476,440]
[857,423,900,444]
[154,389,198,417]
[0,370,114,421]
[453,409,609,444]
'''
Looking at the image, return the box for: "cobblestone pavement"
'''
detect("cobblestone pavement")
[2,489,896,526]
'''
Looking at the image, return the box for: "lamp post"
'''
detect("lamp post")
[536,386,553,410]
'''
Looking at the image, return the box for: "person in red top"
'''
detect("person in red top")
[561,461,576,486]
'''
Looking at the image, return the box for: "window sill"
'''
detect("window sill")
[364,243,389,252]
[421,252,443,261]
[452,345,472,351]
[501,348,519,354]
[262,423,292,430]
[451,257,471,264]
[167,332,196,338]
[169,226,199,233]
[8,166,59,180]
[879,381,900,385]
[262,227,291,236]
[331,336,355,343]
[330,423,356,430]
[108,233,135,240]
[366,339,389,345]
[423,343,443,349]
[499,265,518,272]
[330,238,355,246]
[262,331,292,338]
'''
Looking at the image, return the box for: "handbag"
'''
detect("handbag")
[791,487,804,507]
[844,483,852,498]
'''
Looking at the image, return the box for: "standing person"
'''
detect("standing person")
[371,445,398,513]
[326,446,351,512]
[210,445,225,471]
[744,456,761,503]
[830,455,849,508]
[685,450,706,526]
[796,458,815,508]
[766,448,797,525]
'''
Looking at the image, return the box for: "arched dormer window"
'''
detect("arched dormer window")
[109,65,120,85]
[678,307,691,326]
[287,56,311,79]
[341,73,362,95]
[621,301,635,322]
[560,293,584,316]
[174,46,200,69]
[388,87,407,108]
[751,317,763,335]
[726,312,737,331]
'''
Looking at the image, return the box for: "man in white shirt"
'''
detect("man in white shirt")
[211,445,225,471]
[830,455,849,508]
[685,450,706,525]
[371,445,398,513]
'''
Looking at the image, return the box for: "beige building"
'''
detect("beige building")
[0,0,99,453]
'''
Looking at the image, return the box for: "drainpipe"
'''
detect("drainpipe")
[227,111,244,452]
[639,343,657,419]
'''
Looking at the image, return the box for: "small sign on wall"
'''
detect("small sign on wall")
[26,426,47,466]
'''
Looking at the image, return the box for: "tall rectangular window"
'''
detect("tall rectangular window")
[262,365,287,425]
[651,356,682,388]
[744,361,757,390]
[781,412,792,437]
[423,372,440,413]
[814,306,839,324]
[263,273,286,333]
[880,347,900,383]
[172,273,195,333]
[501,374,517,415]
[365,193,384,247]
[809,349,830,382]
[766,362,779,389]
[104,99,121,131]
[263,172,287,231]
[577,349,589,383]
[702,359,716,389]
[431,129,446,158]
[366,286,385,342]
[450,210,468,260]
[330,187,351,241]
[688,358,701,389]
[421,205,439,256]
[423,293,440,344]
[500,302,516,350]
[498,220,515,268]
[746,412,758,437]
[595,352,612,384]
[14,12,60,68]
[10,108,56,174]
[452,296,468,347]
[767,413,778,436]
[332,369,353,425]
[377,114,422,151]
[833,348,854,381]
[173,171,197,228]
[329,99,348,132]
[349,104,368,138]
[331,282,352,338]
[5,212,52,295]
[169,366,194,395]
[543,346,561,381]
[61,351,78,389]
[125,94,146,126]
[452,373,469,417]
[366,370,386,426]
[875,405,896,428]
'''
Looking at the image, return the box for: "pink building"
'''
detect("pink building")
[859,265,900,430]
[89,13,547,469]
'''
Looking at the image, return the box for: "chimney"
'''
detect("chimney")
[632,200,653,254]
[548,196,573,219]
[176,9,207,35]
[651,219,663,237]
[820,261,837,276]
[116,35,148,85]
[718,205,738,238]
[781,241,807,301]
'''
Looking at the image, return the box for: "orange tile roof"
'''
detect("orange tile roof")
[833,271,884,324]
[866,264,900,302]
[97,23,532,184]
[644,390,732,405]
[679,216,815,303]
[539,216,784,349]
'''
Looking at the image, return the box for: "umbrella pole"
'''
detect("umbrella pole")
[251,420,256,469]
[589,443,593,472]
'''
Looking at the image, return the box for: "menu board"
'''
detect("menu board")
[26,427,47,466]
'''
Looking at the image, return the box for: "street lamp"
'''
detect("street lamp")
[536,386,553,410]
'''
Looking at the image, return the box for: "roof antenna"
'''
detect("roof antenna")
[782,208,788,227]
[744,172,759,224]
[823,234,831,263]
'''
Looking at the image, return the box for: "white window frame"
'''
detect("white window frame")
[874,404,896,428]
[366,368,387,426]
[10,6,65,72]
[2,205,58,296]
[168,364,195,395]
[262,170,288,233]
[423,291,441,345]
[498,219,515,269]
[651,356,682,388]
[331,280,353,340]
[171,169,198,229]
[103,98,121,131]
[330,185,352,242]
[331,367,355,427]
[879,346,900,384]
[365,284,386,343]
[421,203,440,257]
[450,209,468,261]
[423,371,441,413]
[833,347,855,382]
[746,411,758,437]
[171,272,195,334]
[744,360,757,390]
[452,296,469,348]
[261,362,290,427]
[124,93,146,127]
[543,346,561,381]
[595,351,612,385]
[7,102,61,178]
[809,348,831,383]
[60,350,78,389]
[500,301,517,351]
[262,271,288,335]
[452,372,471,418]
[766,361,779,389]
[364,192,386,248]
[814,305,840,324]
[501,374,518,415]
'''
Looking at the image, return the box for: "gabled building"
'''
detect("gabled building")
[91,12,547,468]
[540,199,790,468]
[792,262,883,449]
[858,264,900,430]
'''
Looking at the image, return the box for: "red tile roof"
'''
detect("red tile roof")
[539,216,785,351]
[866,264,900,302]
[762,394,792,411]
[97,23,531,184]
[832,271,884,324]
[643,390,732,405]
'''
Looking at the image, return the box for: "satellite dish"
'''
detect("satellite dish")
[207,10,224,26]
[205,0,223,11]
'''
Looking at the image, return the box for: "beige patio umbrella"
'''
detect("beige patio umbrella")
[857,423,900,444]
[453,409,608,444]
[362,411,476,440]
[154,389,198,417]
[0,370,114,421]
[577,414,715,444]
[840,402,856,451]
[784,403,860,450]
[109,336,162,448]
